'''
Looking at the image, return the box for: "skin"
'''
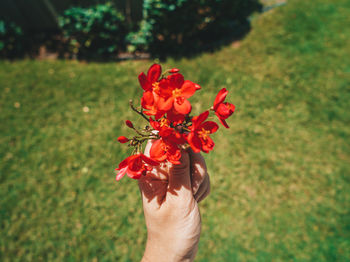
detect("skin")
[139,141,210,262]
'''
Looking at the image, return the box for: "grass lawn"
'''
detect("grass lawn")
[1,0,350,261]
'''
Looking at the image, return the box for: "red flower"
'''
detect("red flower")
[158,73,200,115]
[166,109,186,125]
[141,79,168,118]
[149,117,170,132]
[117,136,129,143]
[150,138,181,165]
[213,88,235,128]
[115,154,159,181]
[148,113,188,164]
[141,90,158,116]
[187,111,219,153]
[138,64,162,91]
[150,117,186,144]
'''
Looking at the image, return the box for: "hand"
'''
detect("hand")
[139,141,210,262]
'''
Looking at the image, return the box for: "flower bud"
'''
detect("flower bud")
[117,136,129,143]
[170,68,179,73]
[125,120,134,128]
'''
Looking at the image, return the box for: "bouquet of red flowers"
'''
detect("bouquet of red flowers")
[116,64,235,181]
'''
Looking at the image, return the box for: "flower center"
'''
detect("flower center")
[160,118,170,127]
[152,82,160,93]
[198,128,210,140]
[172,88,182,98]
[162,143,170,152]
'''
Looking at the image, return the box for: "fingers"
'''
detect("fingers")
[145,138,192,190]
[139,140,168,205]
[188,148,210,202]
[140,139,210,204]
[143,139,168,180]
[188,149,207,195]
[144,139,153,157]
[167,149,192,191]
[140,139,193,206]
[194,173,210,203]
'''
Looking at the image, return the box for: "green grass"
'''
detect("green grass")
[1,0,350,261]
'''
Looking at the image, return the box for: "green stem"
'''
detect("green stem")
[129,100,149,122]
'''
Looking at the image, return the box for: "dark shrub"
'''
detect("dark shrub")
[59,3,127,59]
[128,0,262,58]
[0,20,24,58]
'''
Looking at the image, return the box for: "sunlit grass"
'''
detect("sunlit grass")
[1,0,350,261]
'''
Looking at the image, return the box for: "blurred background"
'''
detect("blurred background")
[1,0,349,261]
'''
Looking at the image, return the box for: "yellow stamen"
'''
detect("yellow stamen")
[160,118,170,127]
[152,82,160,93]
[198,128,210,140]
[172,88,182,98]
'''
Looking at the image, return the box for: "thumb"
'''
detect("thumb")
[167,149,192,195]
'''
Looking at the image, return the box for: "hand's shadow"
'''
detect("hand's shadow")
[139,147,208,206]
[138,164,188,206]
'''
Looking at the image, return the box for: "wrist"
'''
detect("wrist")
[142,228,199,262]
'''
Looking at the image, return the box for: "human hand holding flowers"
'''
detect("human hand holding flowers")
[139,140,210,262]
[115,64,235,261]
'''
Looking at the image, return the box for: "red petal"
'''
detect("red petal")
[168,73,184,89]
[201,137,215,153]
[193,111,209,128]
[180,80,197,98]
[174,98,191,115]
[216,102,235,119]
[116,157,129,170]
[149,117,160,130]
[128,154,143,172]
[158,97,174,111]
[187,132,201,153]
[127,171,143,180]
[138,72,151,91]
[155,110,166,119]
[216,114,229,128]
[141,91,154,108]
[141,153,160,166]
[149,139,167,162]
[167,144,181,164]
[167,110,185,125]
[213,88,228,109]
[159,128,173,138]
[159,79,173,98]
[116,167,127,181]
[169,159,181,165]
[168,154,181,165]
[147,64,162,83]
[144,110,157,116]
[200,121,219,133]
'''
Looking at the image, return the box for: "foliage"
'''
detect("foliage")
[1,0,350,261]
[0,20,24,58]
[58,2,127,59]
[128,0,262,58]
[126,20,153,52]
